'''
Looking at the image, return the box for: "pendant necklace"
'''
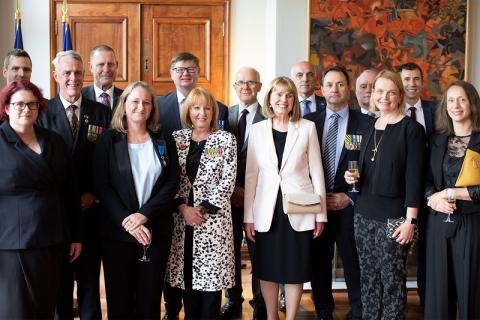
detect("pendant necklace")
[371,129,383,161]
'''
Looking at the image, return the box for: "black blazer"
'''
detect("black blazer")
[156,91,229,138]
[314,94,327,111]
[81,85,123,112]
[305,107,373,202]
[227,103,265,188]
[0,122,81,249]
[93,129,180,242]
[421,99,437,138]
[425,132,480,214]
[358,116,427,208]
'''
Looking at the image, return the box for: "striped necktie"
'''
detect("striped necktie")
[324,113,340,190]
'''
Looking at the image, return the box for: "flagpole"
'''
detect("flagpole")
[62,0,68,23]
[15,0,20,23]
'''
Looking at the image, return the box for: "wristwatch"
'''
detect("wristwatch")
[405,217,418,225]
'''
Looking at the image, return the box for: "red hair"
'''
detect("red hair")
[0,80,47,121]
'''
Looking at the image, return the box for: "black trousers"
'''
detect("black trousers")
[311,209,362,319]
[425,212,480,319]
[0,245,63,319]
[416,206,428,307]
[183,289,221,320]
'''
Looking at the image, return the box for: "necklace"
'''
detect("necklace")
[371,129,383,161]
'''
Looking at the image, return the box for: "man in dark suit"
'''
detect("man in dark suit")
[219,66,265,320]
[398,62,437,308]
[37,50,111,320]
[354,69,378,116]
[81,44,123,111]
[157,51,228,320]
[291,60,326,117]
[3,48,32,84]
[305,65,373,320]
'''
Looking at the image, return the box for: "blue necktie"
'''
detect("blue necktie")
[301,100,311,116]
[324,113,339,190]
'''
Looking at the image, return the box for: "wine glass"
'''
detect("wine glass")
[138,229,152,262]
[444,188,455,223]
[348,161,359,192]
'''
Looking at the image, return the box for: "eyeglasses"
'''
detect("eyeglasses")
[171,67,198,74]
[10,101,40,111]
[234,80,260,87]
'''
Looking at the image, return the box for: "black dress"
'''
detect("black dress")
[253,129,312,284]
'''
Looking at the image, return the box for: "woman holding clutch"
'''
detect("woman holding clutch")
[244,76,326,320]
[344,70,426,319]
[424,80,480,319]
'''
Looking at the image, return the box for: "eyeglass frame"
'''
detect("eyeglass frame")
[171,67,198,74]
[9,101,40,111]
[234,80,260,87]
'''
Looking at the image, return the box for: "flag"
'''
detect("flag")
[62,21,73,51]
[14,19,23,49]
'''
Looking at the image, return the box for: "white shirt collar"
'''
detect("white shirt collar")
[405,98,422,111]
[176,90,187,105]
[239,101,258,115]
[93,84,114,99]
[59,94,82,110]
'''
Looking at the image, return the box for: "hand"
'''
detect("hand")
[69,243,82,263]
[129,225,151,246]
[427,190,456,214]
[245,223,255,242]
[231,187,245,208]
[392,223,415,245]
[326,192,352,211]
[344,170,359,185]
[81,192,96,211]
[179,204,205,227]
[313,222,325,239]
[122,212,148,232]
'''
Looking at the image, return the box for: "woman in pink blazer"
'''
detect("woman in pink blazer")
[244,76,327,320]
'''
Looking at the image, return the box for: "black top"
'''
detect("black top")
[186,139,206,204]
[273,129,287,170]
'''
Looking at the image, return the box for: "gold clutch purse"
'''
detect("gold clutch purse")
[455,149,480,187]
[282,193,321,214]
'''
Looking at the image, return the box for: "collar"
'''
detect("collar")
[299,94,315,104]
[326,105,349,119]
[405,98,422,111]
[93,84,114,99]
[59,94,82,110]
[239,101,258,114]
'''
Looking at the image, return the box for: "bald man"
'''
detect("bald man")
[291,61,326,116]
[354,69,378,115]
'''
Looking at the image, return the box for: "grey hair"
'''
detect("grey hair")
[3,49,31,69]
[52,50,83,71]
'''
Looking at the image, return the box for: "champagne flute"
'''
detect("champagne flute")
[348,161,360,192]
[444,188,455,223]
[138,228,152,262]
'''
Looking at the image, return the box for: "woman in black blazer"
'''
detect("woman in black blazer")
[0,80,81,318]
[93,81,179,319]
[424,80,480,319]
[345,70,426,319]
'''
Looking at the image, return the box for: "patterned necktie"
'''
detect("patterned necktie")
[324,113,340,190]
[301,100,312,116]
[409,106,417,121]
[99,92,111,108]
[66,105,78,138]
[238,109,249,151]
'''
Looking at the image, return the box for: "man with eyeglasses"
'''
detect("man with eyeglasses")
[81,44,123,111]
[157,52,229,140]
[157,51,229,320]
[37,50,111,320]
[219,66,266,320]
[291,61,326,117]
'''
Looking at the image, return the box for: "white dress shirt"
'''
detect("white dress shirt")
[405,99,426,131]
[237,102,258,144]
[59,95,82,119]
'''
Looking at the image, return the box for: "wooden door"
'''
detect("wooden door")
[142,2,229,102]
[51,1,140,94]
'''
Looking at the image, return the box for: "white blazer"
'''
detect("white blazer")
[244,118,327,232]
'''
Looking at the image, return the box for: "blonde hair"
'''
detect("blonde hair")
[262,76,301,122]
[110,81,159,133]
[370,69,405,112]
[180,87,219,132]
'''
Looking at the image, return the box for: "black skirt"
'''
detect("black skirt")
[253,189,313,284]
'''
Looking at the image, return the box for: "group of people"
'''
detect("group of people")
[0,43,479,320]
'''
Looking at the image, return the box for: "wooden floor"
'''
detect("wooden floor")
[93,262,424,319]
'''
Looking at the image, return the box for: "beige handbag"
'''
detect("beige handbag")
[282,193,321,214]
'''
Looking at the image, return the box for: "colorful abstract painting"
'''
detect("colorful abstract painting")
[310,0,468,100]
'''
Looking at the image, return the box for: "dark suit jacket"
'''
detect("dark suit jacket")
[93,129,180,242]
[314,95,327,112]
[421,99,437,138]
[305,107,373,203]
[228,103,265,188]
[81,85,123,112]
[37,96,111,241]
[0,122,81,249]
[425,132,480,215]
[156,91,229,138]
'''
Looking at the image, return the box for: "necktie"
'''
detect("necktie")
[301,100,312,116]
[324,113,340,190]
[99,92,111,108]
[409,106,417,121]
[66,105,78,138]
[238,109,249,151]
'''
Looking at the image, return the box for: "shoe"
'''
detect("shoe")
[162,314,179,320]
[219,303,242,319]
[278,292,286,313]
[252,305,267,320]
